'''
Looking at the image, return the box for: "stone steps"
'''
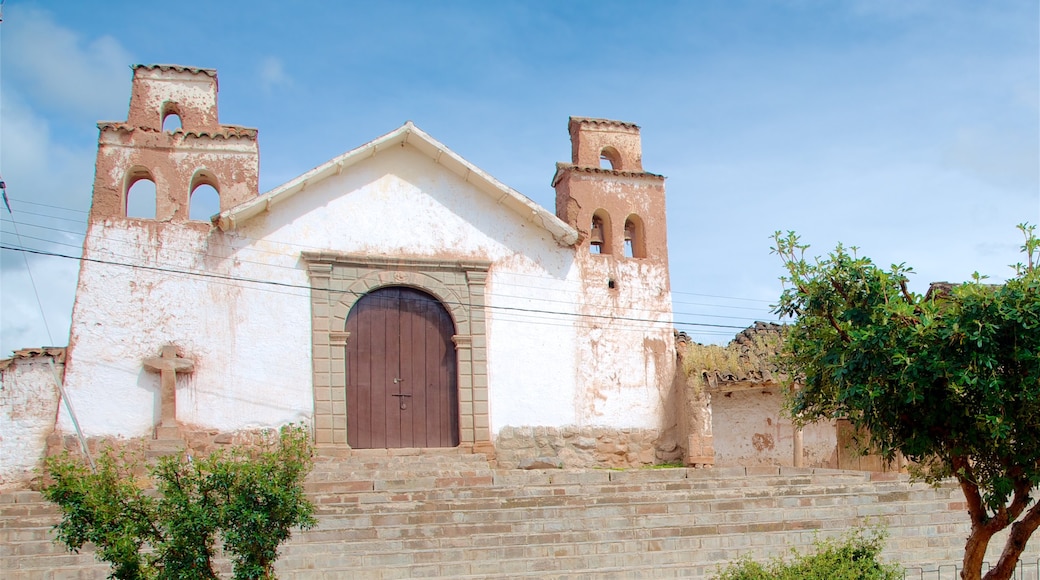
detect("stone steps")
[0,453,995,579]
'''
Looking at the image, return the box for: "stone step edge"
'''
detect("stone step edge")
[0,524,881,569]
[0,467,903,503]
[0,485,950,528]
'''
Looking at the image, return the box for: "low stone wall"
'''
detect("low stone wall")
[493,425,685,469]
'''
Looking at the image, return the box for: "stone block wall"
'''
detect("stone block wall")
[493,425,685,469]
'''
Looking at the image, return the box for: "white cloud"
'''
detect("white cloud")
[0,255,80,354]
[0,7,129,355]
[258,56,293,92]
[4,6,133,118]
[0,88,91,355]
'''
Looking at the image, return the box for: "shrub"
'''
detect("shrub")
[712,527,903,580]
[42,424,316,579]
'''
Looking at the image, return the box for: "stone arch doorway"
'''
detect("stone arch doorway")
[345,286,459,448]
[303,252,491,451]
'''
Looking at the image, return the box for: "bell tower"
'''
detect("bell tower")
[552,117,669,270]
[552,117,676,432]
[88,64,259,224]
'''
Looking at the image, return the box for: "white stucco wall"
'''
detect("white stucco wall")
[62,144,608,438]
[570,253,676,431]
[1,356,61,489]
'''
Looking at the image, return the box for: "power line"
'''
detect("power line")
[2,243,754,331]
[1,208,781,318]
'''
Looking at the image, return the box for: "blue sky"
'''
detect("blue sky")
[1,0,1038,354]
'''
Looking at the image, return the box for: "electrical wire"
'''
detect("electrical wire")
[1,207,781,324]
[2,243,758,332]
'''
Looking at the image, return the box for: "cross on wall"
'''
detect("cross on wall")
[143,345,194,439]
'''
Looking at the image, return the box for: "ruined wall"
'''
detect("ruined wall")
[0,349,63,489]
[680,323,908,470]
[712,389,837,468]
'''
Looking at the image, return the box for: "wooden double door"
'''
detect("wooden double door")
[345,286,459,448]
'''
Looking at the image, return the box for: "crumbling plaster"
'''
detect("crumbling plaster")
[553,118,676,440]
[0,350,63,489]
[89,65,258,223]
[57,68,680,462]
[62,144,655,439]
[711,389,837,468]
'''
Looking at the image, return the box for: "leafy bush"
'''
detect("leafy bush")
[42,424,316,579]
[712,527,903,580]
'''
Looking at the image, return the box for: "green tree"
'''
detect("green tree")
[772,224,1040,580]
[42,424,316,579]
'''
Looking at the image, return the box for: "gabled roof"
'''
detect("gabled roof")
[215,122,579,246]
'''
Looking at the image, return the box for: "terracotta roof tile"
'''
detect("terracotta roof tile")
[133,64,217,77]
[97,123,258,140]
[569,117,640,131]
[681,322,786,391]
[0,347,66,370]
[551,163,664,186]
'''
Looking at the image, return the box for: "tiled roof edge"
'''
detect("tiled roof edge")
[569,117,640,131]
[554,162,664,181]
[133,64,217,77]
[97,123,258,139]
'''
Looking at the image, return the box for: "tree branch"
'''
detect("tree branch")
[899,279,914,304]
[953,456,988,528]
[826,311,851,343]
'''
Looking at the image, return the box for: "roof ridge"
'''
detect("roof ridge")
[216,122,579,246]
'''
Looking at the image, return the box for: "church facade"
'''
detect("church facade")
[41,64,680,468]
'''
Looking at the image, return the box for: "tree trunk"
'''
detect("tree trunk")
[962,524,996,580]
[957,466,1001,580]
[983,501,1040,580]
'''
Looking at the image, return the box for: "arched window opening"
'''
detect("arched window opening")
[161,101,183,132]
[126,176,157,219]
[162,114,182,132]
[190,184,220,221]
[189,170,221,221]
[590,210,612,255]
[624,215,646,259]
[599,146,622,171]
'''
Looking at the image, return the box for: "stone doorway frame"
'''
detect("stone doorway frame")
[302,251,491,451]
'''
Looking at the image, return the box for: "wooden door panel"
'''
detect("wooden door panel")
[424,298,457,447]
[400,296,424,447]
[346,286,458,449]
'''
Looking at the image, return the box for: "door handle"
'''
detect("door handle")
[391,393,411,410]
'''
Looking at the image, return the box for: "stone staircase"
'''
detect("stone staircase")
[0,449,1017,579]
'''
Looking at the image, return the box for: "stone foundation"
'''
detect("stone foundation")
[493,426,684,469]
[38,426,297,489]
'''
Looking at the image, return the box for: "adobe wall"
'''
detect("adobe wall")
[0,350,63,490]
[552,117,680,457]
[61,145,583,440]
[712,389,838,468]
